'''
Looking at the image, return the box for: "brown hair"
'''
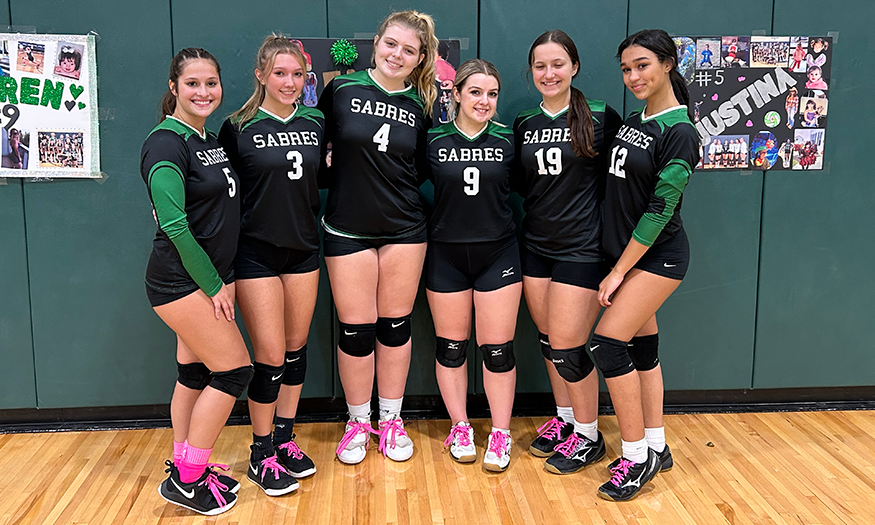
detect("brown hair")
[374,11,438,117]
[450,58,501,117]
[230,34,308,126]
[528,30,596,158]
[159,47,222,122]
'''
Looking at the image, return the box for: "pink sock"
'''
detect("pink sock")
[179,441,212,483]
[173,441,185,463]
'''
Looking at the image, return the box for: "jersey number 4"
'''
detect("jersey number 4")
[373,123,391,152]
[608,145,627,178]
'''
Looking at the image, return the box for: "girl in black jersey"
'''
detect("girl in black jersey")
[317,11,438,465]
[514,30,621,475]
[142,48,252,516]
[591,29,699,502]
[425,59,521,471]
[219,35,323,497]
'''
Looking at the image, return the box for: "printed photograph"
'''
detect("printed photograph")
[16,41,45,74]
[1,127,30,169]
[702,135,749,169]
[696,38,721,69]
[673,37,696,86]
[750,131,779,169]
[793,128,825,170]
[799,97,828,128]
[53,41,85,80]
[721,36,750,68]
[778,137,794,168]
[38,130,84,169]
[0,40,9,76]
[436,41,457,123]
[788,37,809,72]
[750,36,789,67]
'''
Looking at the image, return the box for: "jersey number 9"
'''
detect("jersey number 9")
[463,167,479,196]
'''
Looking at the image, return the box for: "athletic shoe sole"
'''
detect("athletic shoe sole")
[157,483,236,516]
[543,447,606,475]
[246,475,298,496]
[451,453,476,463]
[483,461,509,472]
[528,445,554,458]
[289,467,317,478]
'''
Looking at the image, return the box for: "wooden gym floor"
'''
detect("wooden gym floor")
[0,411,873,524]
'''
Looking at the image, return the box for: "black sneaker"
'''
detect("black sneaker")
[206,462,241,493]
[276,434,317,478]
[158,460,237,515]
[597,448,661,501]
[247,453,299,496]
[544,431,606,474]
[529,417,573,458]
[607,445,672,472]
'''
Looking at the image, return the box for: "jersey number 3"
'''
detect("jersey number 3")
[287,150,303,180]
[608,145,627,178]
[373,123,391,152]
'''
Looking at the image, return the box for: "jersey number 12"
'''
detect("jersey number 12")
[608,145,627,178]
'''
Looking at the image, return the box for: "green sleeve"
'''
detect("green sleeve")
[631,159,692,247]
[149,163,223,296]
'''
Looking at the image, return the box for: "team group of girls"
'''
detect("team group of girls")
[140,10,699,516]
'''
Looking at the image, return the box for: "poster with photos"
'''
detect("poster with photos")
[289,38,460,126]
[678,35,832,171]
[0,33,98,178]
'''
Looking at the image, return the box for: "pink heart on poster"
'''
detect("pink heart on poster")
[745,120,753,127]
[711,94,719,101]
[738,76,746,81]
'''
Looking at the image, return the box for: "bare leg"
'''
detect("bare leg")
[474,282,521,429]
[427,288,473,424]
[522,276,570,407]
[276,271,320,419]
[170,336,201,444]
[634,315,663,429]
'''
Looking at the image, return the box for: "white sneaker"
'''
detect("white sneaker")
[443,422,476,463]
[336,418,376,465]
[483,430,511,472]
[378,417,414,462]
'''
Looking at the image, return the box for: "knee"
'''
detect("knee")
[436,337,468,368]
[209,364,254,398]
[538,332,551,360]
[176,361,211,390]
[590,334,635,378]
[247,362,284,403]
[376,314,412,348]
[480,341,515,373]
[283,345,307,386]
[338,322,376,357]
[628,334,659,371]
[550,344,595,383]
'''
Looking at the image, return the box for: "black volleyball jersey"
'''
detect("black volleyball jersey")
[513,100,622,262]
[318,70,429,238]
[426,120,516,243]
[603,106,699,260]
[219,105,324,252]
[141,117,240,296]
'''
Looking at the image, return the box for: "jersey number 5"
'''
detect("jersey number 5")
[222,167,237,197]
[608,145,627,178]
[373,123,391,152]
[287,150,303,180]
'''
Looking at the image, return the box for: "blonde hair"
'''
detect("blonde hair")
[230,34,307,126]
[450,58,501,117]
[374,11,438,117]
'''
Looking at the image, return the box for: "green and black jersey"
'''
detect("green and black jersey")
[513,100,622,262]
[603,106,699,260]
[218,105,324,252]
[140,116,240,298]
[318,70,429,238]
[426,120,515,243]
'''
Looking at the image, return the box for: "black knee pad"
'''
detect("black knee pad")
[376,314,412,347]
[480,341,516,373]
[283,345,307,386]
[436,337,469,368]
[338,322,376,357]
[247,362,284,404]
[177,361,211,390]
[538,332,551,360]
[590,334,635,378]
[628,334,659,371]
[209,364,254,398]
[550,345,595,383]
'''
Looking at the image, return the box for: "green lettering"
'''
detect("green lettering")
[41,80,64,110]
[0,77,18,104]
[20,77,40,105]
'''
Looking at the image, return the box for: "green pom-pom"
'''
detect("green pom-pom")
[330,39,358,67]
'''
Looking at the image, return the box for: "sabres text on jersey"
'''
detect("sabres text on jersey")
[522,127,571,145]
[195,147,230,166]
[436,147,504,163]
[349,97,417,127]
[614,124,653,150]
[251,131,320,149]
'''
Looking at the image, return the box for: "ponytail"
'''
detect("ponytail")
[617,29,692,120]
[158,47,222,123]
[669,69,692,120]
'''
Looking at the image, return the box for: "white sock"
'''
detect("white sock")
[347,400,370,422]
[645,427,666,453]
[573,418,598,442]
[621,438,649,464]
[491,426,510,436]
[378,396,403,421]
[556,406,574,424]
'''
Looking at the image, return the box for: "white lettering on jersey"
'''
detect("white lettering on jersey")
[523,128,571,145]
[196,147,229,166]
[350,97,416,127]
[437,147,504,163]
[252,132,320,149]
[615,125,654,150]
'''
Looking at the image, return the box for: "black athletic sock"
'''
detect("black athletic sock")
[251,433,273,461]
[273,417,296,445]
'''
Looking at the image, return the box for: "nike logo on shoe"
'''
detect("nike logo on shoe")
[171,478,195,499]
[250,463,258,475]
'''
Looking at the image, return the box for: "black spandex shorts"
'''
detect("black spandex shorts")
[426,237,521,293]
[630,230,690,280]
[146,273,235,307]
[520,246,608,291]
[323,228,427,257]
[235,235,319,279]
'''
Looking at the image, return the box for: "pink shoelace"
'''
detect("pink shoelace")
[443,424,472,447]
[258,455,290,481]
[487,431,509,456]
[553,433,584,457]
[536,417,566,441]
[609,459,635,486]
[378,418,409,456]
[335,420,377,456]
[199,470,229,507]
[278,440,304,460]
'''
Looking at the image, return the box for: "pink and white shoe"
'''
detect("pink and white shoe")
[443,422,476,463]
[483,430,512,472]
[336,418,377,465]
[378,417,414,462]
